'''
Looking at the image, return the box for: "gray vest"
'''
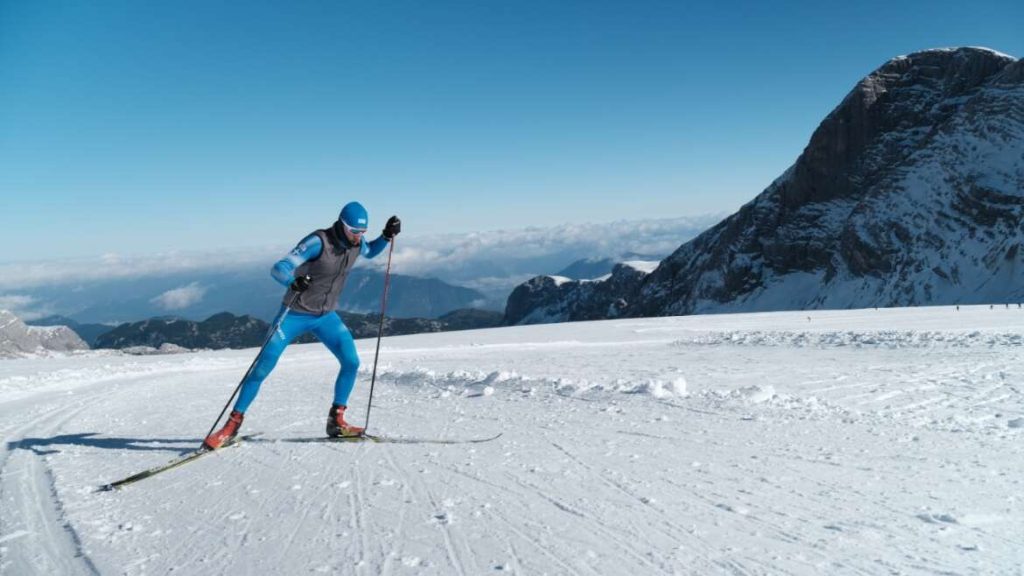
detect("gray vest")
[284,226,361,315]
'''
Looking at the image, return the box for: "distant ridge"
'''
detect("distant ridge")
[94,309,504,351]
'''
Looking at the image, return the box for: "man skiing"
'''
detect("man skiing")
[203,201,401,449]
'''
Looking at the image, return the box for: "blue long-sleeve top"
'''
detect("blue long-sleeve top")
[271,233,389,287]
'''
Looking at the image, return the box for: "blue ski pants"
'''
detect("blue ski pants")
[233,307,360,414]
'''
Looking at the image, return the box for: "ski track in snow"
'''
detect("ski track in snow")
[1,306,1023,574]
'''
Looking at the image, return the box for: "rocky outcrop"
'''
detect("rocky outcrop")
[504,262,656,325]
[0,310,89,358]
[26,316,113,347]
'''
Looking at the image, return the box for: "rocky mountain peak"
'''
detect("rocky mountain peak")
[788,46,1014,209]
[505,47,1023,324]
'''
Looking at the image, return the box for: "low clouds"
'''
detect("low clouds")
[0,248,275,291]
[0,294,51,321]
[151,282,208,310]
[376,214,723,284]
[0,215,723,316]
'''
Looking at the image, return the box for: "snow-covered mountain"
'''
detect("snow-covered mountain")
[0,310,89,358]
[507,47,1024,325]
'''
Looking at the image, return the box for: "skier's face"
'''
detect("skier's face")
[342,221,367,244]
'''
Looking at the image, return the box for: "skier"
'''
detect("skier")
[203,202,401,449]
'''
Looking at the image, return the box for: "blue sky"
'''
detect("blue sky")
[1,0,1021,262]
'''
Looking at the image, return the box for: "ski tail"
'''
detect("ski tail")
[99,433,261,491]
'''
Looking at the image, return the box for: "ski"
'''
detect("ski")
[286,432,503,445]
[99,433,261,491]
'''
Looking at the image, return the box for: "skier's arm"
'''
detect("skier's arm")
[271,234,323,286]
[362,215,400,259]
[361,235,390,259]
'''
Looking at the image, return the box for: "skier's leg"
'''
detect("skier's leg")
[312,313,365,436]
[311,312,360,406]
[233,309,315,413]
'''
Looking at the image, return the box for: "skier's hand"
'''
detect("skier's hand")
[290,274,312,292]
[383,215,401,240]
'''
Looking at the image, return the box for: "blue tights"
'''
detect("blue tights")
[233,308,360,413]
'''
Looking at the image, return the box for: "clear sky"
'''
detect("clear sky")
[1,0,1021,262]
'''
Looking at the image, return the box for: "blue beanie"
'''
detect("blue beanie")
[339,202,368,229]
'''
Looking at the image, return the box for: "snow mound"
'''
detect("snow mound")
[554,376,687,398]
[373,366,689,399]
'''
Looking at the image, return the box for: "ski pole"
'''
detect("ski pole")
[363,239,395,432]
[200,290,301,448]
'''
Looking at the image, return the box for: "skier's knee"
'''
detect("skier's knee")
[343,356,360,374]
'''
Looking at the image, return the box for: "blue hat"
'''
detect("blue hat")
[339,202,368,230]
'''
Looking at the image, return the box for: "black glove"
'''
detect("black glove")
[290,274,312,292]
[383,215,401,240]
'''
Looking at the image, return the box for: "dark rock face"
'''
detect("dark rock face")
[506,48,1024,322]
[503,263,652,325]
[436,308,504,331]
[339,309,501,338]
[95,313,271,349]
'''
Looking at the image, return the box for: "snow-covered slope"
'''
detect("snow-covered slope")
[0,310,88,359]
[1,305,1022,574]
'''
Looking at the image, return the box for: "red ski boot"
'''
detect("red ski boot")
[203,410,244,450]
[326,404,364,437]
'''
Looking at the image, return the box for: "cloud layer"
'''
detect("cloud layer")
[1,215,723,316]
[0,247,278,291]
[377,214,723,281]
[0,294,52,321]
[151,282,208,310]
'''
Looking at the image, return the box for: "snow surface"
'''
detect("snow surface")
[2,305,1023,574]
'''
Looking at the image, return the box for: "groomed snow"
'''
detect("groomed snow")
[2,305,1023,574]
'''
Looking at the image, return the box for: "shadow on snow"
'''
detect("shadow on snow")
[8,433,199,456]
